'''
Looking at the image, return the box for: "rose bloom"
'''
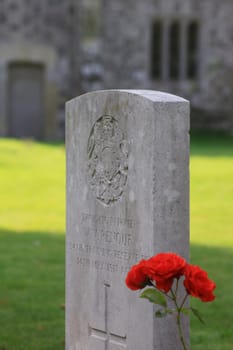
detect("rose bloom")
[183,264,216,302]
[125,259,150,290]
[146,252,187,292]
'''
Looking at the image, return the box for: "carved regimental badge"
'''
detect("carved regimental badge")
[87,115,128,205]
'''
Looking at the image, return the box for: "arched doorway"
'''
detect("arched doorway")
[8,62,45,139]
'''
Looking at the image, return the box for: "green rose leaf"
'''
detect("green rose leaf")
[180,308,191,315]
[155,309,168,318]
[140,288,167,307]
[191,307,205,324]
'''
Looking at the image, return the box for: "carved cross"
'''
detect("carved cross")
[89,283,127,349]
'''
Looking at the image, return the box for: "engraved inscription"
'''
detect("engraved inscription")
[87,115,128,205]
[67,213,152,274]
[81,213,136,230]
[68,242,148,273]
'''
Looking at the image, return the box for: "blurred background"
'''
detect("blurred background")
[0,1,232,350]
[0,0,232,140]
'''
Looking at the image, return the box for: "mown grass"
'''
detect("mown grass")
[0,140,65,350]
[0,231,65,350]
[0,140,65,234]
[0,133,232,349]
[190,132,233,350]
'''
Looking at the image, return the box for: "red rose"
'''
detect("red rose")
[125,259,150,290]
[145,252,187,292]
[183,264,216,302]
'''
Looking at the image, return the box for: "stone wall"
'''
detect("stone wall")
[0,0,75,137]
[101,0,233,130]
[0,0,232,136]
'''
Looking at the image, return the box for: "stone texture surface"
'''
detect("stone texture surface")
[0,0,232,137]
[0,0,74,138]
[101,0,233,131]
[0,43,57,138]
[66,90,190,350]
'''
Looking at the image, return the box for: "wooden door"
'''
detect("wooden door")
[8,63,44,139]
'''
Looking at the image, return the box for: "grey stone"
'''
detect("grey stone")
[66,90,190,350]
[0,0,233,138]
[101,0,233,131]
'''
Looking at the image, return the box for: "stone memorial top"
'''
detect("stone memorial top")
[66,90,190,350]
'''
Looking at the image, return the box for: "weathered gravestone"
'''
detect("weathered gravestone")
[66,90,190,350]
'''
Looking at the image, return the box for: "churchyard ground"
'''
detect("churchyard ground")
[0,132,232,350]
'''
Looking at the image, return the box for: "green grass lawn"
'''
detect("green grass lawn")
[190,132,233,350]
[0,133,233,350]
[0,140,65,350]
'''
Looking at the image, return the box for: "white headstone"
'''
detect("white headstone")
[66,90,190,350]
